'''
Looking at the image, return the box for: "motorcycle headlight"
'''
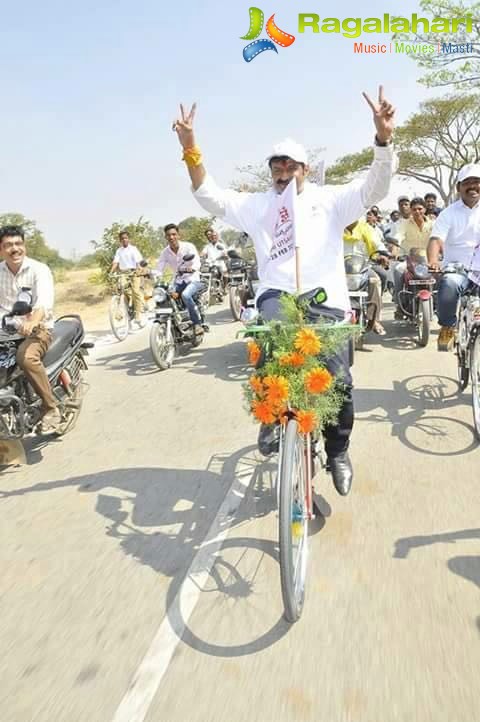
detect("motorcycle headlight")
[154,288,167,304]
[414,263,430,279]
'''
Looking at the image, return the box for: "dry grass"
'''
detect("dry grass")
[55,268,110,333]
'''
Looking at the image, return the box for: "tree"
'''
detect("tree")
[91,217,163,284]
[232,147,325,192]
[0,212,70,268]
[397,0,480,87]
[326,93,480,204]
[177,216,215,251]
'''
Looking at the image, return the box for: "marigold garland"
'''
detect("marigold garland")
[296,409,317,434]
[304,367,333,394]
[243,294,354,435]
[247,340,261,366]
[294,327,322,356]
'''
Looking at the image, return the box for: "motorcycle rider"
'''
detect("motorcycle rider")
[155,224,204,335]
[173,87,397,496]
[343,218,387,335]
[392,197,434,318]
[110,230,146,328]
[0,225,60,432]
[201,228,228,291]
[427,164,480,351]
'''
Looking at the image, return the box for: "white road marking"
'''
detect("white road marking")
[111,460,255,722]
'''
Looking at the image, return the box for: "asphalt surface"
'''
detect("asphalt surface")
[1,300,479,722]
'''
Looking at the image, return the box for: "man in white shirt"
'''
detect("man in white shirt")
[156,224,204,334]
[111,230,145,327]
[0,225,60,431]
[201,228,228,290]
[172,87,397,495]
[428,164,480,351]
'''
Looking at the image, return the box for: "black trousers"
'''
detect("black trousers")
[257,289,354,457]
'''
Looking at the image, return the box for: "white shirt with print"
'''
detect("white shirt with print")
[192,145,397,312]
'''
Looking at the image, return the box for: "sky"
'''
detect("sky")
[0,0,456,257]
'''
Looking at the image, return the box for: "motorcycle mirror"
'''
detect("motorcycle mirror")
[139,260,148,267]
[182,253,195,262]
[11,301,32,316]
[227,249,241,259]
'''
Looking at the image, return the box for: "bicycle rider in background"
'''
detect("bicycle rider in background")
[110,230,146,328]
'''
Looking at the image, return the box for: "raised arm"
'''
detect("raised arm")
[334,86,397,225]
[172,103,205,191]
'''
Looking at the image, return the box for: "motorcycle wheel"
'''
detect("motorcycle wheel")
[229,286,242,321]
[471,335,480,440]
[417,299,430,347]
[54,379,83,436]
[109,294,130,341]
[150,323,175,369]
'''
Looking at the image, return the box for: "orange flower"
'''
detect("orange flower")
[305,367,333,394]
[249,375,264,396]
[263,375,289,405]
[296,409,317,435]
[294,328,322,356]
[247,340,261,366]
[279,352,305,367]
[251,399,277,425]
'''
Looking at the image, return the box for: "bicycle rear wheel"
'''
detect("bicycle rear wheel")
[471,335,480,440]
[278,418,309,623]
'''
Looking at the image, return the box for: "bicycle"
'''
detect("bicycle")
[241,316,337,623]
[448,263,480,439]
[108,267,151,341]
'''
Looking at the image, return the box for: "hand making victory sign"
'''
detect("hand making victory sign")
[362,85,395,145]
[172,102,197,149]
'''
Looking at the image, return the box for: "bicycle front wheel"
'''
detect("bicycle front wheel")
[471,334,480,440]
[109,294,129,341]
[278,418,309,623]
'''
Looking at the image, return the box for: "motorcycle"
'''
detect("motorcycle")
[397,247,436,347]
[0,290,93,440]
[226,249,258,321]
[344,252,382,350]
[199,260,225,305]
[149,255,209,370]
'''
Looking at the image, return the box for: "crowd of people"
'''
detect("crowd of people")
[1,85,479,500]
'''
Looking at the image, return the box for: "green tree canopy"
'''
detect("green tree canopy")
[397,0,480,87]
[177,216,215,251]
[0,212,70,268]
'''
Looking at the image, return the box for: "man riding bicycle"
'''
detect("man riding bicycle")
[427,164,480,351]
[173,87,396,495]
[110,230,146,329]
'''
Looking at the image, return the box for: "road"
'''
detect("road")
[1,300,479,722]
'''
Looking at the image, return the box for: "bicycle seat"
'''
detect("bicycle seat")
[44,318,84,367]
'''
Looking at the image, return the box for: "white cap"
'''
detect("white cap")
[457,163,480,183]
[267,138,308,165]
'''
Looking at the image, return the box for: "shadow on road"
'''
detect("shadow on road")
[355,374,477,456]
[393,528,480,632]
[0,445,333,655]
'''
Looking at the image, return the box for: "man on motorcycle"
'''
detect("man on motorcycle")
[156,224,204,335]
[173,87,397,496]
[201,228,228,290]
[110,230,146,328]
[0,225,60,432]
[343,218,387,335]
[392,197,434,318]
[427,164,480,351]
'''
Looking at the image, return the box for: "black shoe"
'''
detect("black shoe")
[257,424,280,456]
[327,451,353,496]
[394,307,404,320]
